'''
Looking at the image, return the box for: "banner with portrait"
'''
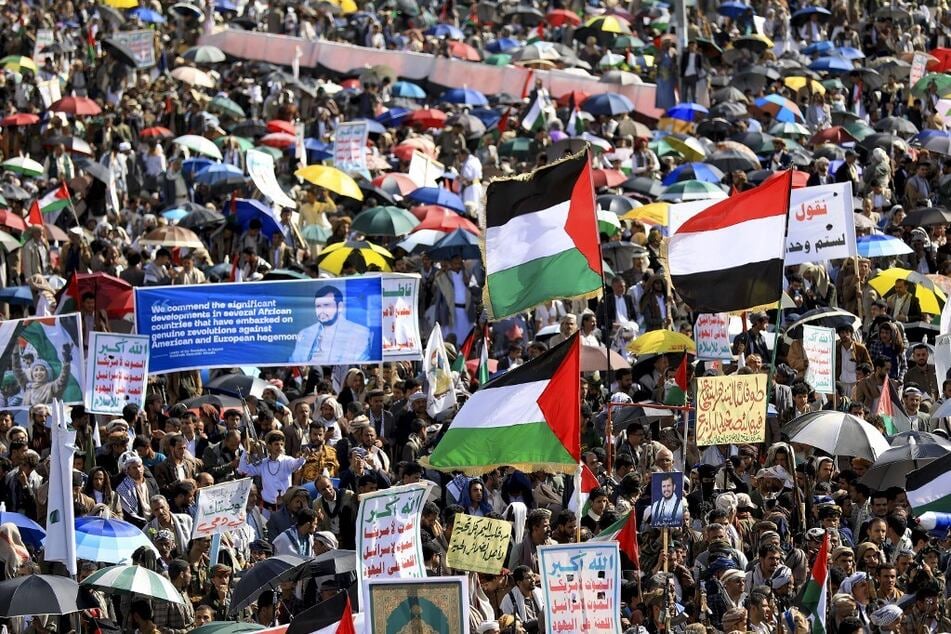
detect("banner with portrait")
[0,314,84,410]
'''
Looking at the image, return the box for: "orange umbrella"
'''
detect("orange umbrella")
[413,207,481,235]
[266,119,295,135]
[593,168,627,188]
[405,109,448,129]
[448,41,481,61]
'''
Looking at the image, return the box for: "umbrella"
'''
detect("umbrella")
[209,96,246,119]
[597,194,641,214]
[396,229,446,254]
[733,34,774,54]
[622,202,667,226]
[860,133,909,154]
[405,108,448,129]
[783,410,890,460]
[406,187,465,213]
[315,239,393,274]
[191,624,266,634]
[295,165,363,200]
[808,126,857,145]
[372,173,418,197]
[206,374,288,403]
[171,66,215,88]
[486,38,522,54]
[753,94,805,123]
[375,108,410,128]
[441,87,488,106]
[101,38,138,66]
[769,122,812,138]
[0,575,89,617]
[708,148,761,172]
[666,102,709,122]
[139,226,205,249]
[414,206,480,234]
[68,273,133,318]
[183,45,225,64]
[0,511,44,547]
[809,56,854,73]
[915,131,951,155]
[857,234,913,258]
[628,330,696,355]
[582,93,634,116]
[351,205,419,236]
[75,517,158,564]
[1,156,43,177]
[391,81,426,99]
[870,268,947,314]
[499,137,534,159]
[259,132,296,148]
[890,430,951,448]
[428,228,481,260]
[912,73,951,97]
[81,565,185,604]
[0,287,32,306]
[0,56,37,74]
[662,162,724,185]
[50,96,101,116]
[173,134,223,159]
[547,8,581,26]
[664,135,707,161]
[193,163,245,187]
[574,15,631,45]
[719,1,753,18]
[659,179,727,202]
[1,113,39,127]
[621,175,665,198]
[598,208,622,236]
[860,439,948,490]
[580,345,630,372]
[425,23,464,39]
[791,5,831,26]
[592,169,627,188]
[140,126,173,139]
[783,307,862,342]
[901,206,951,227]
[448,40,482,61]
[0,230,20,252]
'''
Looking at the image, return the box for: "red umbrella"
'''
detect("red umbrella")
[140,126,173,139]
[266,119,295,135]
[49,96,102,116]
[340,78,361,90]
[0,113,39,127]
[556,90,590,107]
[592,168,627,188]
[406,108,448,129]
[44,223,68,242]
[106,290,134,317]
[259,132,296,148]
[414,207,481,235]
[448,41,481,61]
[807,126,856,146]
[410,204,454,221]
[928,47,951,72]
[546,9,581,26]
[372,173,418,196]
[0,210,26,232]
[65,273,133,318]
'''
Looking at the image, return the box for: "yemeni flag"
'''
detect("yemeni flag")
[875,376,910,434]
[39,183,71,214]
[802,532,830,634]
[591,511,640,568]
[667,170,792,313]
[423,333,581,475]
[907,451,951,515]
[568,463,600,515]
[483,150,602,319]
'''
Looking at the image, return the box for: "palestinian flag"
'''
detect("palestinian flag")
[801,531,830,634]
[666,170,792,313]
[483,151,602,319]
[39,183,71,214]
[521,90,552,132]
[451,326,477,373]
[568,463,600,515]
[27,201,43,228]
[423,333,581,475]
[907,451,951,515]
[286,590,358,634]
[664,354,689,406]
[591,511,640,568]
[476,332,490,384]
[875,376,910,434]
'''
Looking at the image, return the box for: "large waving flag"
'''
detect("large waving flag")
[39,183,71,214]
[875,375,910,434]
[666,170,792,313]
[483,151,602,319]
[423,333,581,475]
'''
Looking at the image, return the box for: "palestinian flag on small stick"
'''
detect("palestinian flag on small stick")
[422,333,581,475]
[907,451,951,515]
[39,183,71,214]
[801,531,830,634]
[591,511,640,569]
[876,376,911,434]
[568,463,600,515]
[521,90,552,132]
[483,150,602,319]
[286,589,358,634]
[665,170,792,313]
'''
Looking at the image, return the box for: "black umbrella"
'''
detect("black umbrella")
[96,4,125,24]
[207,374,289,403]
[597,194,640,214]
[860,133,909,154]
[708,149,761,173]
[0,574,93,617]
[0,182,29,201]
[180,393,245,410]
[890,431,951,448]
[812,143,846,160]
[697,118,734,139]
[102,38,139,67]
[731,131,777,154]
[179,207,226,230]
[709,101,748,119]
[74,157,113,184]
[783,307,861,341]
[621,175,664,198]
[504,4,544,25]
[859,439,949,491]
[712,86,748,104]
[229,119,267,138]
[915,134,951,155]
[874,116,918,136]
[229,555,307,615]
[901,207,951,227]
[358,184,396,206]
[446,112,486,140]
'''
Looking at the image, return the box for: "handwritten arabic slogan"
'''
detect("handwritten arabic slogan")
[334,121,369,175]
[694,313,732,361]
[367,577,470,634]
[803,325,836,394]
[191,478,252,538]
[538,543,622,634]
[357,483,431,585]
[382,274,423,361]
[446,514,511,574]
[785,182,857,266]
[695,374,768,446]
[84,333,150,415]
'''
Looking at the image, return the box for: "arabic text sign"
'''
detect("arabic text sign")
[111,30,156,68]
[910,53,930,103]
[192,478,253,538]
[333,121,368,173]
[538,543,622,634]
[382,274,423,361]
[446,513,510,574]
[695,374,767,445]
[357,483,430,583]
[84,333,150,415]
[33,29,55,66]
[408,151,445,188]
[785,182,857,265]
[246,149,297,209]
[803,325,836,394]
[694,313,732,360]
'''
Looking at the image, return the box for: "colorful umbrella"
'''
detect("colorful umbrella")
[428,228,482,259]
[183,45,225,63]
[391,81,426,99]
[0,56,37,74]
[351,206,420,236]
[81,565,185,604]
[294,165,363,200]
[140,126,173,139]
[857,234,914,258]
[581,93,634,116]
[74,517,158,564]
[666,102,709,122]
[869,268,947,315]
[413,206,480,234]
[753,94,805,123]
[1,156,43,177]
[405,187,466,213]
[315,240,393,274]
[659,179,728,202]
[661,162,724,185]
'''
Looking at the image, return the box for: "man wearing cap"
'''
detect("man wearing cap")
[734,311,771,361]
[904,343,939,399]
[901,385,930,430]
[266,486,311,538]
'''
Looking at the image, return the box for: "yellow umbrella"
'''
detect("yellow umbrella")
[656,117,695,134]
[784,76,826,95]
[102,0,137,7]
[295,165,364,200]
[314,239,393,274]
[628,330,696,355]
[325,0,358,14]
[622,202,668,226]
[0,56,37,75]
[664,135,706,161]
[869,268,947,315]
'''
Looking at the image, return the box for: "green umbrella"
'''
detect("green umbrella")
[612,35,646,51]
[912,73,951,97]
[253,145,283,159]
[80,565,185,604]
[0,230,20,251]
[820,78,846,92]
[214,135,254,151]
[301,223,332,243]
[190,623,265,634]
[844,120,874,142]
[499,137,534,159]
[183,45,226,64]
[209,96,246,119]
[597,208,621,236]
[769,122,811,137]
[484,53,512,66]
[648,138,679,157]
[658,179,728,202]
[1,156,43,177]
[351,205,420,236]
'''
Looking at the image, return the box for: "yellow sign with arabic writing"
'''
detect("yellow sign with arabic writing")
[695,374,767,446]
[446,513,511,574]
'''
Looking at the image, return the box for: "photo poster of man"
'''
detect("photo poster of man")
[0,314,84,409]
[649,471,685,529]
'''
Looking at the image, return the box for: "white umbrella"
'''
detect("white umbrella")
[170,66,215,88]
[783,410,890,460]
[172,134,223,160]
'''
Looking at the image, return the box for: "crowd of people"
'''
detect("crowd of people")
[1,0,951,631]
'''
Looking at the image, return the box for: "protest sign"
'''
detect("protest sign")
[909,52,930,105]
[135,277,383,373]
[445,513,510,574]
[33,29,55,65]
[803,325,836,394]
[191,478,253,538]
[366,577,469,634]
[111,30,156,68]
[36,79,61,109]
[246,149,297,209]
[695,374,768,445]
[538,543,622,634]
[408,151,445,188]
[0,314,84,409]
[785,182,857,265]
[649,471,685,528]
[84,333,149,415]
[382,273,422,361]
[694,313,732,360]
[333,121,368,174]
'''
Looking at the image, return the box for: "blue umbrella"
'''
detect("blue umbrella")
[581,93,634,116]
[717,1,752,18]
[661,162,725,185]
[425,23,464,39]
[835,46,865,60]
[375,107,411,127]
[791,5,831,25]
[428,228,481,260]
[441,87,489,106]
[802,40,834,55]
[857,234,914,258]
[128,7,166,23]
[194,163,245,186]
[297,138,332,161]
[391,81,426,99]
[809,56,854,73]
[666,102,709,122]
[0,286,33,306]
[351,118,386,135]
[470,108,501,129]
[232,198,282,237]
[486,38,522,53]
[182,157,214,177]
[75,517,157,564]
[161,208,190,223]
[406,187,466,213]
[0,511,45,547]
[214,0,237,11]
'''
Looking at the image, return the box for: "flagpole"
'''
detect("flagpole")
[766,170,794,442]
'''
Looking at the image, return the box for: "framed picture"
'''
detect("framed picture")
[650,471,685,528]
[366,576,470,634]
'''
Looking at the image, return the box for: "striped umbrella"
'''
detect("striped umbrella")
[857,234,913,258]
[1,156,43,177]
[314,240,393,275]
[81,565,185,604]
[74,517,158,564]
